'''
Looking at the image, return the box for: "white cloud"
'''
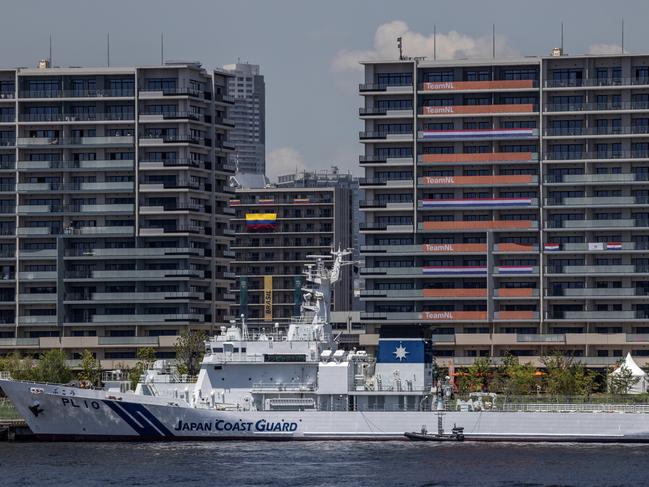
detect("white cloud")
[332,20,518,74]
[266,147,306,181]
[587,43,624,55]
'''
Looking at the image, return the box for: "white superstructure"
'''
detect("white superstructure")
[3,249,649,441]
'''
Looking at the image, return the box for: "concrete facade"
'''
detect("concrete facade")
[222,63,265,175]
[231,169,355,330]
[359,53,649,368]
[0,61,235,367]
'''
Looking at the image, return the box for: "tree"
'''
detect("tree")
[493,354,539,396]
[129,347,157,390]
[0,352,35,381]
[541,352,594,397]
[175,328,207,376]
[609,364,641,395]
[33,350,73,384]
[457,357,492,393]
[77,350,102,387]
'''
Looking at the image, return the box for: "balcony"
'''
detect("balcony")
[359,107,413,118]
[359,178,413,188]
[16,227,57,236]
[16,136,134,147]
[67,269,204,280]
[551,310,639,321]
[420,104,536,116]
[544,150,649,161]
[494,311,540,321]
[358,131,413,142]
[418,175,537,187]
[18,159,134,171]
[359,223,413,233]
[547,288,642,298]
[17,315,57,324]
[360,289,487,300]
[86,313,203,324]
[360,266,487,277]
[545,219,641,230]
[419,79,537,92]
[419,197,538,210]
[16,204,61,215]
[18,113,134,123]
[18,271,57,280]
[544,101,649,113]
[418,220,538,232]
[64,247,203,258]
[68,226,134,236]
[19,89,135,99]
[545,241,637,253]
[19,293,57,303]
[20,249,57,258]
[66,291,203,302]
[418,151,538,165]
[358,83,413,93]
[361,243,487,254]
[138,88,204,98]
[544,173,647,184]
[360,311,487,322]
[493,243,539,253]
[544,126,649,137]
[544,77,649,88]
[418,128,538,141]
[494,288,539,298]
[545,265,638,275]
[545,196,644,208]
[493,266,539,275]
[139,225,205,236]
[359,155,414,166]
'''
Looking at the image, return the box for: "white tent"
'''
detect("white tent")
[610,353,648,394]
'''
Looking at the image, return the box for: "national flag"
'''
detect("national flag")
[544,243,560,251]
[229,199,240,206]
[606,242,623,250]
[257,198,275,205]
[245,213,277,232]
[419,128,535,140]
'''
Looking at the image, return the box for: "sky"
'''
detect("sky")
[1,0,649,179]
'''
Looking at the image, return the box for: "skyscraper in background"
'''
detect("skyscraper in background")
[222,62,266,175]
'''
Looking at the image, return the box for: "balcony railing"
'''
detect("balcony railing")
[544,77,649,88]
[545,264,641,274]
[359,82,413,92]
[545,101,649,112]
[545,196,645,207]
[545,219,644,229]
[19,89,135,98]
[18,113,134,122]
[544,150,649,160]
[545,173,648,184]
[544,126,649,136]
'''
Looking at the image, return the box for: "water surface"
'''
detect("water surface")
[0,441,639,486]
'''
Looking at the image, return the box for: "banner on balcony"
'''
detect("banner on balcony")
[263,275,273,321]
[257,198,275,205]
[497,266,535,274]
[606,242,622,250]
[245,213,277,232]
[544,243,560,251]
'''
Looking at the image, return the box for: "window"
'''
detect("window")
[423,71,454,82]
[464,70,490,81]
[146,78,177,93]
[501,69,537,80]
[375,73,412,87]
[108,79,134,96]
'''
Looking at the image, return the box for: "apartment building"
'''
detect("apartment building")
[222,63,265,175]
[359,52,649,368]
[0,61,235,367]
[230,169,355,330]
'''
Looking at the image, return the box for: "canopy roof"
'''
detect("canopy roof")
[612,353,646,377]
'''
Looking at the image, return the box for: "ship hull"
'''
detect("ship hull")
[4,380,649,442]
